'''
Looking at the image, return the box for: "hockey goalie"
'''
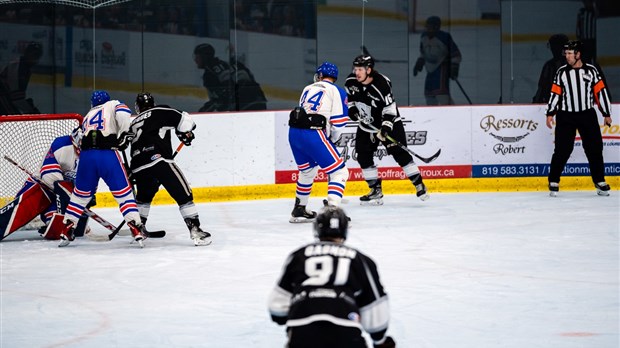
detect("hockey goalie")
[0,127,92,241]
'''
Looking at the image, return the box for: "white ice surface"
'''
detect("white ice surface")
[1,192,618,348]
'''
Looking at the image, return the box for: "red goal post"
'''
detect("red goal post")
[0,114,83,208]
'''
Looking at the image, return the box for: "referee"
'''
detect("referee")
[546,40,612,197]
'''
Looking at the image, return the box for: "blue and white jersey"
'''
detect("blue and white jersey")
[82,99,133,137]
[39,135,78,188]
[299,80,349,137]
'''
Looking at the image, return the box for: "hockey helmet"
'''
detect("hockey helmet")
[194,43,215,60]
[314,206,349,241]
[316,62,339,80]
[548,34,569,58]
[135,92,155,113]
[564,40,583,53]
[352,55,374,69]
[24,41,43,59]
[426,16,441,30]
[91,90,110,107]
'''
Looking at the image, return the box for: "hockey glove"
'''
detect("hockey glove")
[450,63,460,80]
[377,121,393,142]
[374,336,396,348]
[176,130,195,146]
[348,106,361,121]
[116,132,135,151]
[413,57,424,76]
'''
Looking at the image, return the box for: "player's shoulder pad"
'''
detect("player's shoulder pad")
[50,135,73,151]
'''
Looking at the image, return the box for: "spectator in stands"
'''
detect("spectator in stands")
[0,41,43,115]
[576,0,597,63]
[532,34,568,104]
[412,16,462,105]
[193,43,267,112]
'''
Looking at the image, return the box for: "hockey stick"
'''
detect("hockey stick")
[3,155,125,239]
[355,122,441,163]
[454,78,473,105]
[361,45,408,64]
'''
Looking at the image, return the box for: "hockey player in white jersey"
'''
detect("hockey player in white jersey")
[288,62,349,223]
[57,90,147,247]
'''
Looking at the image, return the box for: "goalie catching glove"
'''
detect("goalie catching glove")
[377,120,393,142]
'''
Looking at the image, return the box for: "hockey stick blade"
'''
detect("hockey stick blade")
[85,229,165,242]
[412,148,441,164]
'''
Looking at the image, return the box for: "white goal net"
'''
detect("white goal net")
[0,114,82,210]
[0,0,131,9]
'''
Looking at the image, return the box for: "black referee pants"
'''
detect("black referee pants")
[548,109,606,184]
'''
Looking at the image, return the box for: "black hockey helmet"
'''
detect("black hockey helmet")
[352,54,374,69]
[135,92,155,113]
[194,43,215,60]
[24,41,43,59]
[314,206,349,241]
[548,34,569,58]
[564,40,583,54]
[426,16,441,30]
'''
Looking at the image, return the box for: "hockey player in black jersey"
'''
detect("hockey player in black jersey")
[345,55,429,205]
[130,92,211,246]
[268,206,396,348]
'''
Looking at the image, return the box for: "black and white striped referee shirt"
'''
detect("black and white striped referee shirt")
[546,63,611,116]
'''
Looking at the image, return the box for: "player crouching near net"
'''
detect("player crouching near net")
[288,62,350,223]
[55,90,148,247]
[130,92,211,246]
[0,127,93,241]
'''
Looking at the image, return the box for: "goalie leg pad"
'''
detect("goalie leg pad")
[42,213,67,240]
[1,182,52,240]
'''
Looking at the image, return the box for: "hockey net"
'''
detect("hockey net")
[0,1,131,9]
[0,114,82,212]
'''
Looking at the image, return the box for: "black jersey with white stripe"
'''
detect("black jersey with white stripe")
[546,63,611,117]
[129,106,195,173]
[268,241,391,342]
[344,72,401,133]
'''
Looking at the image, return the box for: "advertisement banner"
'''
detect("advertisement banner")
[275,105,620,183]
[274,107,467,184]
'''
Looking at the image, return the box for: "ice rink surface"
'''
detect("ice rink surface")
[1,191,618,348]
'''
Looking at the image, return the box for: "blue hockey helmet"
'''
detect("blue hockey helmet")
[316,62,339,80]
[314,206,349,241]
[91,90,110,107]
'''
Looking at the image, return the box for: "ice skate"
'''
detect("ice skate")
[360,181,383,206]
[290,198,317,223]
[549,182,559,197]
[595,182,610,196]
[190,226,212,246]
[415,182,430,201]
[128,221,147,248]
[184,217,211,246]
[58,221,75,247]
